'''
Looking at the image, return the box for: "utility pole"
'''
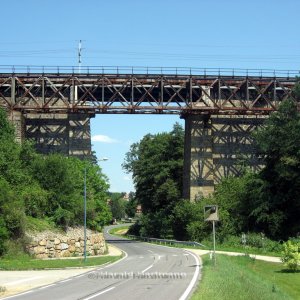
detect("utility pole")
[83,166,87,262]
[78,40,82,73]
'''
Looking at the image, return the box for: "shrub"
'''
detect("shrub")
[281,240,300,271]
[220,233,282,253]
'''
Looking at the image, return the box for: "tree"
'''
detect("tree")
[251,98,300,238]
[110,196,126,220]
[281,240,300,271]
[28,155,111,229]
[123,123,184,237]
[0,108,112,256]
[126,197,137,218]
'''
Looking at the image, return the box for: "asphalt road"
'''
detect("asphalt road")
[3,225,200,300]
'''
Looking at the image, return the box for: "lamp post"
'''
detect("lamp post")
[84,157,108,262]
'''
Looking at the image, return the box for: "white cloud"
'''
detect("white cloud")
[91,135,118,143]
[123,175,131,181]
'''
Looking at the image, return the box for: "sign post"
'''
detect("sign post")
[204,205,219,266]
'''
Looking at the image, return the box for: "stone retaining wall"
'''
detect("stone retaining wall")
[26,228,106,259]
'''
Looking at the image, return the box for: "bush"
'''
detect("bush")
[187,221,210,242]
[52,207,74,229]
[220,233,282,253]
[0,218,8,255]
[281,240,300,271]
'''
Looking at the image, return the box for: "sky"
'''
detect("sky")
[1,0,300,192]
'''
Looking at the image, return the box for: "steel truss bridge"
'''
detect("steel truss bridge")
[0,66,299,115]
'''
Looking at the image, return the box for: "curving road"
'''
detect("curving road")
[4,225,200,300]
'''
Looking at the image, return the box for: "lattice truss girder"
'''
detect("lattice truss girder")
[190,116,264,187]
[0,75,296,114]
[25,115,69,146]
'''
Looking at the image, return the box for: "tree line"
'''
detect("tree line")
[0,109,111,255]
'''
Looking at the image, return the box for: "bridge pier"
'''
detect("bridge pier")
[8,110,25,143]
[9,112,93,159]
[183,114,265,201]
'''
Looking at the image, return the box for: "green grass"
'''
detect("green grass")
[191,255,300,300]
[25,216,61,233]
[203,243,281,257]
[109,225,132,236]
[0,254,122,270]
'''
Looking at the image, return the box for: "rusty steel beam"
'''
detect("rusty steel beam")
[0,73,297,115]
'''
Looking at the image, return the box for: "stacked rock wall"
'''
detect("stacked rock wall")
[26,228,105,259]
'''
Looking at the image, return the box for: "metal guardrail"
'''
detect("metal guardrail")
[127,234,205,248]
[0,65,299,78]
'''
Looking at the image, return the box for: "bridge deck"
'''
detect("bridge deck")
[0,69,298,114]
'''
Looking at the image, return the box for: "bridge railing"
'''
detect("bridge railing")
[126,234,205,248]
[0,65,299,78]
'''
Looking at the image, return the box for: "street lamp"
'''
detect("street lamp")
[84,157,108,262]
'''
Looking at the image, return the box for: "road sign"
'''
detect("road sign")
[204,205,219,222]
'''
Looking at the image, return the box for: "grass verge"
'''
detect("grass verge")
[0,255,122,270]
[25,216,60,233]
[109,225,132,236]
[203,244,281,257]
[191,254,300,300]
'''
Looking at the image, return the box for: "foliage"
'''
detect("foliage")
[281,240,300,271]
[125,197,137,218]
[172,199,210,241]
[0,108,111,256]
[249,99,300,238]
[191,255,293,300]
[198,95,300,241]
[25,216,58,233]
[109,193,126,220]
[123,123,184,237]
[216,233,283,254]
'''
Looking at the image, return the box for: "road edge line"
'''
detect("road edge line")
[179,250,201,300]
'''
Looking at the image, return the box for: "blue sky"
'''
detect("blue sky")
[1,0,299,192]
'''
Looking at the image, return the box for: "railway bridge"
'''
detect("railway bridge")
[0,66,298,200]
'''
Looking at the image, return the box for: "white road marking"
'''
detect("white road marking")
[60,278,72,283]
[172,254,178,257]
[2,290,33,299]
[179,251,200,300]
[183,254,189,256]
[147,250,154,254]
[38,283,56,290]
[141,264,153,273]
[5,276,43,286]
[97,249,128,271]
[83,286,116,300]
[139,256,144,258]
